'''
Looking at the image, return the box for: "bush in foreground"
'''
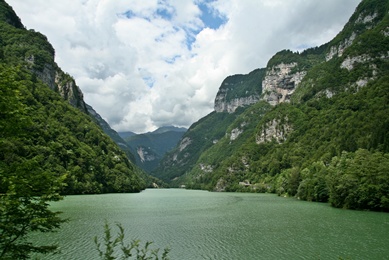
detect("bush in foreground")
[95,222,170,260]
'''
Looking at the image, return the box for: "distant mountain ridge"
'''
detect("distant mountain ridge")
[118,131,137,139]
[150,126,187,134]
[155,0,389,211]
[86,104,136,163]
[120,126,187,173]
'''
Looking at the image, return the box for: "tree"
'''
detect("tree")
[327,149,389,211]
[0,65,66,259]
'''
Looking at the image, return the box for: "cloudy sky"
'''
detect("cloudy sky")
[9,0,361,133]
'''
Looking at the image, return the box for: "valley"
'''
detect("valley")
[1,0,389,259]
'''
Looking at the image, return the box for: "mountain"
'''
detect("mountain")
[153,70,266,183]
[86,104,137,163]
[156,0,389,211]
[151,126,187,134]
[118,131,137,139]
[122,126,187,173]
[0,0,146,194]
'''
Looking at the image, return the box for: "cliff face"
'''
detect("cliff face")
[55,72,88,113]
[214,69,265,113]
[26,47,88,113]
[255,117,292,144]
[261,63,306,106]
[214,88,260,113]
[155,0,389,200]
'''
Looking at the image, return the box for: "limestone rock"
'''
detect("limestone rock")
[326,33,356,61]
[137,146,156,163]
[261,63,306,106]
[256,118,292,144]
[214,69,264,113]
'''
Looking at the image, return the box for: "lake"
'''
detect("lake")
[33,189,389,259]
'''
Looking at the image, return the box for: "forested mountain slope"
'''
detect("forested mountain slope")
[0,0,146,194]
[153,69,265,183]
[157,0,389,211]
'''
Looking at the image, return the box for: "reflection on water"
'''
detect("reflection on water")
[33,189,389,260]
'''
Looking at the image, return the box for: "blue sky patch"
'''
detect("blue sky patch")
[156,5,175,20]
[122,10,136,19]
[198,1,228,30]
[138,68,155,88]
[164,54,181,64]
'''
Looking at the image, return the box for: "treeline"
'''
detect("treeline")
[299,149,389,211]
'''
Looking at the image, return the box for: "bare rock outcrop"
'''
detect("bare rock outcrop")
[261,63,306,106]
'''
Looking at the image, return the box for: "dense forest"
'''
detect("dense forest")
[0,0,151,257]
[156,0,389,211]
[0,0,146,195]
[0,0,388,258]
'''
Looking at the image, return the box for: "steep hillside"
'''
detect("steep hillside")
[123,126,187,173]
[158,0,389,211]
[215,69,264,112]
[153,69,266,183]
[87,104,136,163]
[118,131,136,139]
[0,0,146,194]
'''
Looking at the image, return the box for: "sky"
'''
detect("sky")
[8,0,361,133]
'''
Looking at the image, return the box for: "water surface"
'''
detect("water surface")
[34,189,389,259]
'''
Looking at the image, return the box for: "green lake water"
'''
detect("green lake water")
[33,189,389,259]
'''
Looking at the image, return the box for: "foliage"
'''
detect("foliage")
[0,3,148,257]
[154,68,268,184]
[266,49,325,74]
[0,65,66,259]
[86,104,137,164]
[153,109,246,183]
[183,101,272,190]
[218,68,265,102]
[95,222,170,260]
[327,149,389,211]
[0,64,146,195]
[156,0,389,212]
[0,21,55,72]
[0,0,23,29]
[0,1,146,195]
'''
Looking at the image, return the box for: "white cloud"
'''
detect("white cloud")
[7,0,361,133]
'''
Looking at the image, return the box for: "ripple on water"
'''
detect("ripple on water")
[31,189,389,260]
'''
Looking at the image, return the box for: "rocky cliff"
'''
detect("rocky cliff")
[11,10,138,160]
[23,36,88,113]
[261,62,306,106]
[214,69,265,113]
[155,0,389,206]
[215,88,260,113]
